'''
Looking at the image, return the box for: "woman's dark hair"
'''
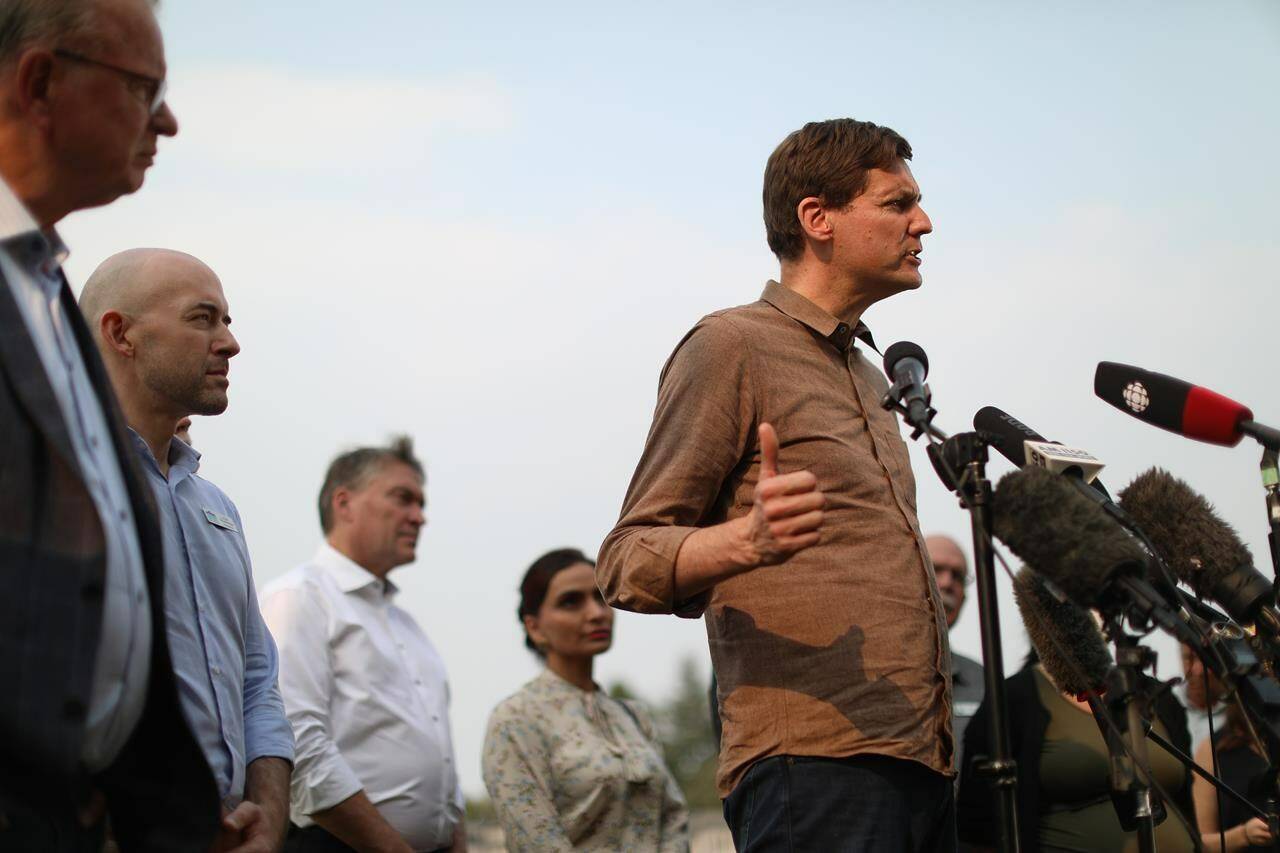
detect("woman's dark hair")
[1217,698,1256,752]
[518,548,596,654]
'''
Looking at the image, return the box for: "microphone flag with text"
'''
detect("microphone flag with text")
[974,406,1107,487]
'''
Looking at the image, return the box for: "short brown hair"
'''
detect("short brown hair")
[317,435,423,533]
[763,118,913,261]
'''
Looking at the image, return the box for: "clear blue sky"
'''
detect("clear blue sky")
[62,0,1280,797]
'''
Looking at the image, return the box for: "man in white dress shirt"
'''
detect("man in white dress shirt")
[261,437,467,853]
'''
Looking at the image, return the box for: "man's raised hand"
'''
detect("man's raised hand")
[739,423,825,567]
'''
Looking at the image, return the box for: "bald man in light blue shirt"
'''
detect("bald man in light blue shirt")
[83,248,294,852]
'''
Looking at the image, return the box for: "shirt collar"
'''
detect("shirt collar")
[0,177,69,275]
[760,280,878,354]
[313,541,399,597]
[127,427,203,482]
[535,667,601,696]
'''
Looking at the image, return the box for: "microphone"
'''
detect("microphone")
[973,406,1106,485]
[1094,361,1253,447]
[1013,567,1112,698]
[883,341,931,429]
[1118,468,1280,653]
[991,467,1205,649]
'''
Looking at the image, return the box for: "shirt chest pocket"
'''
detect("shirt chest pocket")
[185,522,252,632]
[346,623,424,710]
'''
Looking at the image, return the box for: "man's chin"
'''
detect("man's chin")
[192,392,229,416]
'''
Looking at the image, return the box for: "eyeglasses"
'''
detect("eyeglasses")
[934,565,972,587]
[53,48,168,116]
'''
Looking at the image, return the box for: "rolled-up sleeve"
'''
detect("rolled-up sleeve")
[597,315,755,616]
[260,584,363,816]
[242,569,294,766]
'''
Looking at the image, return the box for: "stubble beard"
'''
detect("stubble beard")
[141,358,228,417]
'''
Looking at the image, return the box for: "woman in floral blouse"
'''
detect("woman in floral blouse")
[482,548,690,852]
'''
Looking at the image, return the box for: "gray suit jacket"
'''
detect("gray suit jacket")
[0,268,219,850]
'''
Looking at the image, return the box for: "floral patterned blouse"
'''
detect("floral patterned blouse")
[482,670,690,851]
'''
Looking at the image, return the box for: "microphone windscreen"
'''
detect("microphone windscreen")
[1117,468,1265,616]
[973,405,1048,468]
[1014,567,1112,696]
[883,341,928,379]
[991,467,1148,607]
[1095,362,1251,447]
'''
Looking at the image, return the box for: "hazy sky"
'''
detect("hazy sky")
[60,1,1280,797]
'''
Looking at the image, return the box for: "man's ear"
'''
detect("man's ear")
[13,49,58,125]
[796,196,833,244]
[98,310,135,358]
[331,487,353,526]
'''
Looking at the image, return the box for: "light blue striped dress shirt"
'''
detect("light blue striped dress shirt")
[130,430,294,804]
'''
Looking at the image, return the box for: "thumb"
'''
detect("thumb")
[221,801,260,832]
[759,422,779,479]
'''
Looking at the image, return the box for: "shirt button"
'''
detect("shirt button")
[135,591,145,603]
[414,679,423,686]
[90,436,99,448]
[212,666,222,676]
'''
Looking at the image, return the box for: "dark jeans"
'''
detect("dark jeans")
[723,753,957,852]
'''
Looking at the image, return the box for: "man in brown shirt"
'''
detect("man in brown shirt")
[598,118,954,851]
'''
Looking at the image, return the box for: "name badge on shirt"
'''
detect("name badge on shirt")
[202,508,238,532]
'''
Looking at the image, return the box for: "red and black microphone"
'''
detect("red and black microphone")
[1094,361,1280,450]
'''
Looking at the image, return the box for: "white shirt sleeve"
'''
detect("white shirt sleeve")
[260,583,363,816]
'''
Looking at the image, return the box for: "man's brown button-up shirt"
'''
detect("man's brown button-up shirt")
[598,280,954,797]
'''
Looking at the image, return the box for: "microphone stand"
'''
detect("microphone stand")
[1101,630,1161,853]
[1099,617,1280,851]
[924,428,1020,853]
[1238,418,1280,589]
[882,392,1018,850]
[1260,446,1280,593]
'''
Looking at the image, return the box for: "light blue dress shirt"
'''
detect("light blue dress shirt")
[0,179,151,771]
[130,430,294,804]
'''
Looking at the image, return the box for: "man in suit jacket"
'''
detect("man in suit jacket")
[0,1,221,850]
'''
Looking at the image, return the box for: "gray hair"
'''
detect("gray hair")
[0,0,159,66]
[318,435,424,533]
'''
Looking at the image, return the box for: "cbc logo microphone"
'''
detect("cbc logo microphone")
[1123,381,1150,413]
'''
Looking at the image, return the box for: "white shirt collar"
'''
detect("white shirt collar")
[0,176,68,265]
[0,176,40,241]
[314,541,399,596]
